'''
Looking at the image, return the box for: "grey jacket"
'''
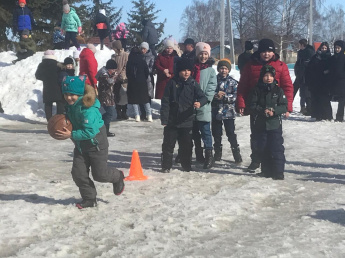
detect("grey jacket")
[142,21,158,45]
[142,50,155,98]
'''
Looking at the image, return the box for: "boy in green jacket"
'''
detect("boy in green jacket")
[246,65,288,180]
[12,29,36,64]
[56,76,124,209]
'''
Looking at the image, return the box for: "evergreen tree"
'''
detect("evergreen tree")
[126,0,166,47]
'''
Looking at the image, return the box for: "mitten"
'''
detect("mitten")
[78,27,82,34]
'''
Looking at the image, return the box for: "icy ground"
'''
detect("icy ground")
[1,49,345,257]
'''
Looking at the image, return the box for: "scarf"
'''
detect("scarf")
[192,62,209,83]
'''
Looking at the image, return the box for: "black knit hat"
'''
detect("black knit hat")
[64,57,74,65]
[258,38,275,53]
[334,40,344,50]
[245,40,253,51]
[184,38,195,46]
[260,65,276,79]
[176,58,194,73]
[106,59,117,69]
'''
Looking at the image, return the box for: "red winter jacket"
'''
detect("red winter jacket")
[79,48,98,88]
[237,52,294,112]
[154,50,177,99]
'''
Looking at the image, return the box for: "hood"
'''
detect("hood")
[82,84,97,108]
[95,66,109,80]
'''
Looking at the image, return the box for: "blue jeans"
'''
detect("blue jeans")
[102,105,115,126]
[132,103,151,116]
[193,121,213,150]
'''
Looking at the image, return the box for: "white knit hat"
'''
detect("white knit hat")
[140,42,149,50]
[99,9,106,16]
[164,40,174,49]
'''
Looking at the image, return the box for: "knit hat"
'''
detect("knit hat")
[99,9,106,16]
[64,57,74,65]
[217,58,231,71]
[18,0,26,4]
[140,42,149,50]
[184,38,195,46]
[334,40,344,51]
[164,40,174,49]
[176,58,194,73]
[62,0,70,12]
[106,59,117,69]
[195,42,211,57]
[258,38,275,53]
[260,65,276,79]
[87,43,97,54]
[112,40,122,50]
[245,40,254,51]
[21,29,30,36]
[43,50,56,60]
[62,75,86,96]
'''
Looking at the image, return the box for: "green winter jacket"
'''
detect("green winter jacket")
[61,7,81,32]
[19,36,36,53]
[246,81,288,131]
[65,85,104,142]
[195,65,217,122]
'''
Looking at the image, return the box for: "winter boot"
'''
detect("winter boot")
[0,102,4,113]
[147,115,153,122]
[213,145,222,161]
[76,199,97,209]
[135,115,140,122]
[300,106,307,115]
[122,105,128,120]
[195,145,205,163]
[175,154,181,164]
[231,146,243,163]
[113,170,125,195]
[256,172,271,178]
[116,105,122,120]
[203,149,214,169]
[161,152,173,173]
[105,124,115,137]
[272,173,284,180]
[247,161,260,173]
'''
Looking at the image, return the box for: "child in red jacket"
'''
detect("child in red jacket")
[79,44,98,89]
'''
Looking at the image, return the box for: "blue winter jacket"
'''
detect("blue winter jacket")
[13,6,34,31]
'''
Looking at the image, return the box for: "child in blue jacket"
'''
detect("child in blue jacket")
[13,0,35,36]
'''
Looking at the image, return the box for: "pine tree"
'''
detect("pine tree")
[126,0,166,47]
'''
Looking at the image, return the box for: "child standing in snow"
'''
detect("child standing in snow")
[246,65,287,180]
[53,24,65,50]
[160,58,208,173]
[56,76,125,209]
[13,0,35,36]
[61,0,82,50]
[212,59,242,163]
[79,44,98,89]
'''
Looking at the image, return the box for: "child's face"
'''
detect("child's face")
[64,10,69,14]
[185,44,194,52]
[179,69,191,81]
[66,64,73,70]
[141,48,148,54]
[335,46,342,53]
[165,47,174,55]
[218,66,229,78]
[260,51,274,62]
[198,52,209,63]
[262,72,274,84]
[19,3,25,7]
[64,93,79,105]
[320,45,328,52]
[107,69,116,76]
[22,34,28,39]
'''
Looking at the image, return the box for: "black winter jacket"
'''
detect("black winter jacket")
[329,48,345,97]
[237,51,252,73]
[160,76,208,128]
[94,13,111,31]
[294,45,315,83]
[181,49,196,61]
[142,21,158,45]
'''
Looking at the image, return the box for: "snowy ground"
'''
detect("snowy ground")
[1,49,345,257]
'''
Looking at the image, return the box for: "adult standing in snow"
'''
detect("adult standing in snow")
[154,40,178,99]
[79,44,98,89]
[237,41,253,74]
[329,40,345,122]
[111,40,129,120]
[305,42,333,121]
[113,23,129,51]
[35,50,64,121]
[61,0,82,50]
[191,42,217,169]
[13,0,35,36]
[94,9,112,50]
[141,19,158,57]
[236,38,293,173]
[294,39,315,116]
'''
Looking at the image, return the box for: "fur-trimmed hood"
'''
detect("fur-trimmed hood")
[82,84,97,108]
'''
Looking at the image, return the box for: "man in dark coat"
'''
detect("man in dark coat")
[94,9,112,50]
[294,39,315,115]
[35,50,64,121]
[181,38,196,60]
[237,40,253,74]
[141,19,159,57]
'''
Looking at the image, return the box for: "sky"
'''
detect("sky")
[116,0,345,43]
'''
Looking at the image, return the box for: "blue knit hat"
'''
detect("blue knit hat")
[62,75,86,96]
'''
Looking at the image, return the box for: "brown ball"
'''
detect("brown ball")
[47,114,73,140]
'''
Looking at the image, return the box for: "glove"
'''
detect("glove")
[78,27,82,34]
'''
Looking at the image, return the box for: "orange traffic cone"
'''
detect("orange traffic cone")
[125,150,148,181]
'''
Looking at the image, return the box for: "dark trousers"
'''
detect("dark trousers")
[294,79,311,110]
[98,29,112,49]
[71,126,122,200]
[120,38,127,51]
[16,50,34,61]
[311,92,333,120]
[53,42,65,50]
[65,31,80,49]
[149,44,157,57]
[102,105,115,126]
[212,118,238,148]
[44,101,65,121]
[192,121,213,150]
[162,126,193,170]
[250,115,261,164]
[253,126,285,177]
[336,97,345,121]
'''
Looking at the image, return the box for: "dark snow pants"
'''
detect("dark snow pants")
[162,125,193,170]
[252,126,285,177]
[250,114,261,164]
[336,97,345,121]
[71,126,122,200]
[44,101,65,121]
[212,118,238,149]
[65,31,80,49]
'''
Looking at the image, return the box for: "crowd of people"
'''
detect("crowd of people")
[7,0,345,208]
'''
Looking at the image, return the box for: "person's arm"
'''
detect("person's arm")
[154,56,165,72]
[274,89,288,116]
[194,83,208,107]
[246,88,264,116]
[204,69,217,102]
[35,63,44,81]
[87,57,98,87]
[71,107,101,140]
[236,62,251,113]
[28,8,36,28]
[279,62,294,112]
[73,12,82,28]
[160,80,171,125]
[223,79,238,104]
